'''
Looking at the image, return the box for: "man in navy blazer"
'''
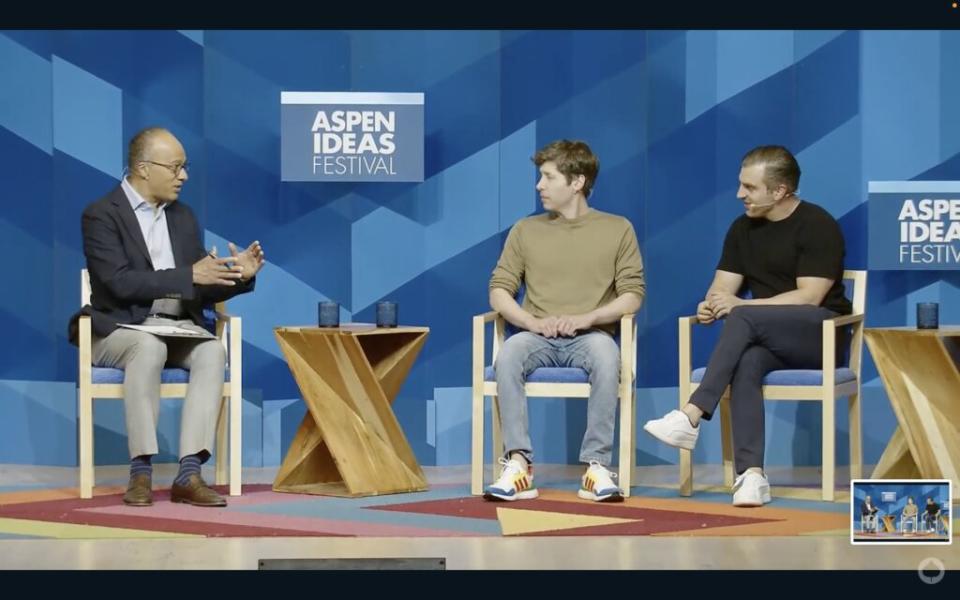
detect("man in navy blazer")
[69,127,264,507]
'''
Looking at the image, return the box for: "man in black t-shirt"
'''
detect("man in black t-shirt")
[644,145,851,507]
[924,497,941,532]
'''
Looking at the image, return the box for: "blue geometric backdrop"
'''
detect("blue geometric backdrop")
[2,30,959,471]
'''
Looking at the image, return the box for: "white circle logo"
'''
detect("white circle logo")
[918,557,945,584]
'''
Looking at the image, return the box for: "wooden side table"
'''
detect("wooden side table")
[273,325,429,497]
[863,327,960,496]
[881,514,896,533]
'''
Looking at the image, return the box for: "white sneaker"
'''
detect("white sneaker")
[483,458,538,501]
[732,470,771,507]
[578,461,624,502]
[643,409,700,450]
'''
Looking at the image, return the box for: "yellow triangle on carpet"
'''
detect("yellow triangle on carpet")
[0,486,126,506]
[496,507,638,536]
[0,517,201,539]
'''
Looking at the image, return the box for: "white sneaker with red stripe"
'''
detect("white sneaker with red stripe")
[578,461,624,502]
[483,458,538,501]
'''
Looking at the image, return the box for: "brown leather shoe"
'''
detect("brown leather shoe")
[122,473,153,506]
[170,474,227,507]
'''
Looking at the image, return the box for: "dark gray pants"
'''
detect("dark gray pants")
[689,305,844,474]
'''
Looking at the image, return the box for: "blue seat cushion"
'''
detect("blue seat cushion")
[484,366,589,383]
[92,368,229,384]
[690,367,856,386]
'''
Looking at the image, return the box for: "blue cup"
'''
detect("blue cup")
[318,301,340,328]
[376,301,398,328]
[917,302,939,329]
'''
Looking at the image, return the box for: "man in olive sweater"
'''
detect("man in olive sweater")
[484,139,645,503]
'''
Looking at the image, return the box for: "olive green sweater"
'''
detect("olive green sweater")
[490,209,645,333]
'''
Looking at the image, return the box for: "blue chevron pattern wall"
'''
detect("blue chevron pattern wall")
[1,30,958,470]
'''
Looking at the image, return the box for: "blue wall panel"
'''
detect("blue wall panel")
[0,30,956,476]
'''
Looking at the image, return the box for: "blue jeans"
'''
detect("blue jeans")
[493,330,621,466]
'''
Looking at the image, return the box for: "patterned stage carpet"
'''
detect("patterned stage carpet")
[0,482,850,539]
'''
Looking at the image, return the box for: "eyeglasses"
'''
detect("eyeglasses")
[144,160,189,176]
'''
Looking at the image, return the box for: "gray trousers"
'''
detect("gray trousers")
[92,317,226,460]
[494,330,621,466]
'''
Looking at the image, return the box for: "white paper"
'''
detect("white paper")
[118,323,216,339]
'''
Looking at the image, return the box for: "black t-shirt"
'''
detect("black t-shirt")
[717,201,852,315]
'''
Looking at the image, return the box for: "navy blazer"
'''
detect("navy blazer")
[68,185,255,344]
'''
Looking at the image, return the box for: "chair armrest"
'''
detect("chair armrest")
[678,315,706,385]
[474,310,499,324]
[472,311,502,386]
[78,315,92,345]
[620,313,636,350]
[214,313,241,350]
[826,312,866,375]
[619,313,637,381]
[78,315,93,385]
[828,313,864,327]
[226,315,242,375]
[679,314,713,328]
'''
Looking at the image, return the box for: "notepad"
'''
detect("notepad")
[118,323,216,339]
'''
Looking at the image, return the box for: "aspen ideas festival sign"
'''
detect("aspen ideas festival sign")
[281,92,424,182]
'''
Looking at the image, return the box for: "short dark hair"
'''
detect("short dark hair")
[128,127,169,169]
[532,139,600,198]
[741,145,801,194]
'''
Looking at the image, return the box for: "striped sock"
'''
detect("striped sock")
[130,455,152,479]
[174,453,203,486]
